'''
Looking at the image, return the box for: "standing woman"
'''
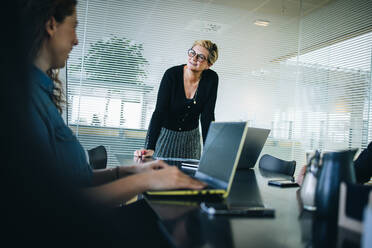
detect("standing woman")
[135,40,219,159]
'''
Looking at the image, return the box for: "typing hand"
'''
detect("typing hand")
[134,160,168,174]
[146,166,206,191]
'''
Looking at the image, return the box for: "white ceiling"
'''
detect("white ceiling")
[193,0,334,17]
[181,0,336,66]
[72,0,341,80]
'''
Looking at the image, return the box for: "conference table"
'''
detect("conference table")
[115,154,362,248]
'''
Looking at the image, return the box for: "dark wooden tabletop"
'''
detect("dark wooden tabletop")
[115,154,362,248]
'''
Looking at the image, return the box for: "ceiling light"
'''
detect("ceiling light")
[254,20,270,27]
[185,20,230,33]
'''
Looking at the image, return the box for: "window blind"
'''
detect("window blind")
[286,0,372,179]
[67,0,371,178]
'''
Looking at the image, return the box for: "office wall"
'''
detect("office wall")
[67,0,372,172]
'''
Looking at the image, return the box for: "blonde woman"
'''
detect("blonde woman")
[135,40,219,160]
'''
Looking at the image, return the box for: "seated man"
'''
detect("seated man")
[354,141,372,183]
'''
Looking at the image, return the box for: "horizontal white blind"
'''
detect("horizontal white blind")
[288,0,372,179]
[67,0,371,177]
[67,0,164,166]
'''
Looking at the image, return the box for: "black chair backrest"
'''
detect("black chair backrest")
[258,154,296,177]
[88,145,107,169]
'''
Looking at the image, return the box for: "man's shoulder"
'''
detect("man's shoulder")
[367,141,372,151]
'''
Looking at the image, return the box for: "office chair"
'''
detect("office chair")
[88,145,107,169]
[258,154,296,177]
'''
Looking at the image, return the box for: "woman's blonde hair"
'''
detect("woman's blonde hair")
[192,40,218,65]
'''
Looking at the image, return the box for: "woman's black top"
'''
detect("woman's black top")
[145,64,218,150]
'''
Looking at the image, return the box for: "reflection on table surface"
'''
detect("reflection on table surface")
[144,168,299,248]
[115,154,362,248]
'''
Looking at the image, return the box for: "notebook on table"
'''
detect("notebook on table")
[145,121,248,198]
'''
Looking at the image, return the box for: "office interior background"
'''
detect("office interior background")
[62,0,372,177]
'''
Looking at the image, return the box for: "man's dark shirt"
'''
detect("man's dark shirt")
[354,141,372,183]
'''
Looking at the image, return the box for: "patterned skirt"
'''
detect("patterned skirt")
[153,127,201,159]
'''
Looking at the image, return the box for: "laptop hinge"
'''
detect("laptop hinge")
[194,171,228,189]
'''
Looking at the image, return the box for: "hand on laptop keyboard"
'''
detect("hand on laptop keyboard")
[143,165,207,191]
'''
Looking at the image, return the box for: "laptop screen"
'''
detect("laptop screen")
[197,122,246,183]
[237,127,270,169]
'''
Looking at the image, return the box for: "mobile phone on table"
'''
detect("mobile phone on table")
[268,179,299,188]
[200,202,275,217]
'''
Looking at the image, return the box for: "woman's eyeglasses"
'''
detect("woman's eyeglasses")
[187,49,207,62]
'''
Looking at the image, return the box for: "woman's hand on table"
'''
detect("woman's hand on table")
[296,165,307,186]
[134,149,154,158]
[133,155,153,164]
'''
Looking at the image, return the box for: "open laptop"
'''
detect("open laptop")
[145,121,248,198]
[236,127,270,169]
[177,126,270,171]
